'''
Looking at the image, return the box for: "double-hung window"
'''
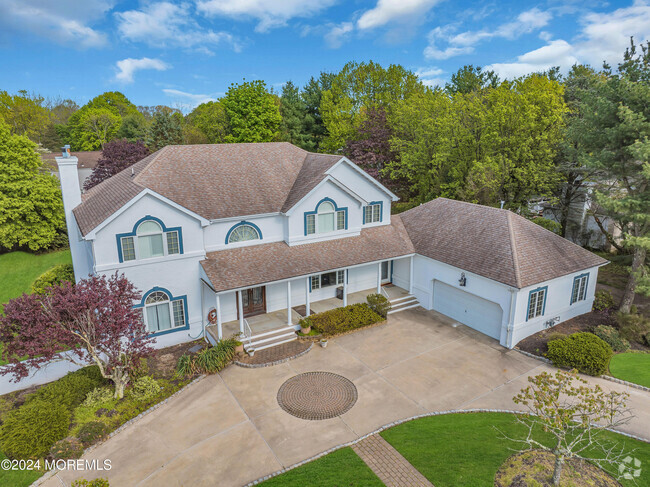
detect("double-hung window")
[120,220,181,262]
[306,201,346,235]
[143,291,186,333]
[310,270,345,290]
[364,203,382,224]
[527,288,546,320]
[571,274,588,304]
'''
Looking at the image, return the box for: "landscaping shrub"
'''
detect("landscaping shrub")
[0,400,70,459]
[128,376,161,402]
[645,332,650,347]
[76,421,109,447]
[308,303,383,336]
[593,290,615,312]
[176,337,237,376]
[28,368,103,410]
[546,332,613,376]
[366,293,391,318]
[616,312,650,344]
[30,263,75,294]
[72,478,110,487]
[592,325,630,352]
[50,437,84,460]
[82,387,115,407]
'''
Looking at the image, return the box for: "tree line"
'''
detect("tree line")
[0,39,648,309]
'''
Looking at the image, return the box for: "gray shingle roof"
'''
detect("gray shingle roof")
[73,143,343,236]
[399,198,607,288]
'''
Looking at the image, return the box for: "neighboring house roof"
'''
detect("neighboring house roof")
[201,216,415,293]
[73,143,343,236]
[399,198,608,289]
[42,151,102,171]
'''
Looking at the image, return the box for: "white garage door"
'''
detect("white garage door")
[432,281,503,340]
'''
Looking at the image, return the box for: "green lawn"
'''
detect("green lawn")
[259,447,383,486]
[610,352,650,388]
[0,452,43,487]
[0,250,71,307]
[381,412,650,487]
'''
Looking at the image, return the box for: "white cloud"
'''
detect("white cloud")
[424,7,552,60]
[196,0,337,32]
[357,0,442,30]
[116,2,240,53]
[324,22,353,48]
[162,89,218,109]
[414,67,445,87]
[115,58,170,83]
[0,0,112,48]
[486,2,650,79]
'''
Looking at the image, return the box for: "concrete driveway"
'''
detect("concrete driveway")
[45,308,650,487]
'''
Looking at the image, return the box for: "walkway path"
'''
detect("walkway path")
[352,434,433,487]
[41,308,650,487]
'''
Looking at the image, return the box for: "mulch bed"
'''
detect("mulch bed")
[146,340,207,379]
[235,340,311,366]
[495,450,620,487]
[517,311,607,357]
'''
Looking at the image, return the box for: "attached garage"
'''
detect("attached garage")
[432,281,503,340]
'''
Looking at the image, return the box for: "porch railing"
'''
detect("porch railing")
[243,318,252,347]
[381,286,390,300]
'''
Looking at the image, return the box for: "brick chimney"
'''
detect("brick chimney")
[55,145,86,281]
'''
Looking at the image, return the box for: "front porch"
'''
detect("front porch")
[205,283,415,347]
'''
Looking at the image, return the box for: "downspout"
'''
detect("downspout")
[506,288,516,348]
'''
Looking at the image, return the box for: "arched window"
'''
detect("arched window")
[305,199,346,235]
[143,290,186,333]
[137,221,164,259]
[228,224,260,244]
[118,216,182,262]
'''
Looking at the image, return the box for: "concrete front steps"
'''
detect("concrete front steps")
[243,326,297,353]
[387,294,420,315]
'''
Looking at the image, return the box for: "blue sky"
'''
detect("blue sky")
[0,0,647,111]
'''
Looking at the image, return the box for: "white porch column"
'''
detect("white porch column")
[343,269,348,306]
[409,256,414,294]
[376,262,382,293]
[237,290,244,334]
[287,280,292,325]
[305,277,311,316]
[215,294,223,340]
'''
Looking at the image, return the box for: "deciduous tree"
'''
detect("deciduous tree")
[0,274,156,399]
[0,119,64,251]
[185,100,229,143]
[84,139,150,190]
[222,80,281,143]
[509,370,631,486]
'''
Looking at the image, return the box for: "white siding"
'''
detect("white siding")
[204,214,285,252]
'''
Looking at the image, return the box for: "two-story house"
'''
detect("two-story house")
[56,142,606,353]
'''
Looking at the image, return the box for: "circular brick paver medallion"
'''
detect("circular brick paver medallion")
[277,372,358,420]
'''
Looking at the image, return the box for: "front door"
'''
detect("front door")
[239,286,266,318]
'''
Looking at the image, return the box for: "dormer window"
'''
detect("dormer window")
[225,221,263,244]
[363,202,382,224]
[305,199,347,235]
[117,216,183,263]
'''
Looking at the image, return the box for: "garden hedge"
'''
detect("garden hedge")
[301,303,383,336]
[30,263,75,294]
[546,332,613,376]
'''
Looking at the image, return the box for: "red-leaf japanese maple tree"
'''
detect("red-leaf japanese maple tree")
[0,273,156,398]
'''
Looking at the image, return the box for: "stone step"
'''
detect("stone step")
[245,334,297,352]
[388,297,420,314]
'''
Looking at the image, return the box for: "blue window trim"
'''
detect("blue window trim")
[570,273,590,305]
[363,201,383,224]
[526,286,548,321]
[225,220,263,245]
[303,197,348,236]
[116,215,184,263]
[134,286,189,336]
[390,260,394,283]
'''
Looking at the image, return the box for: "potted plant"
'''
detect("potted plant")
[234,341,244,354]
[300,317,312,335]
[248,348,255,357]
[320,339,328,348]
